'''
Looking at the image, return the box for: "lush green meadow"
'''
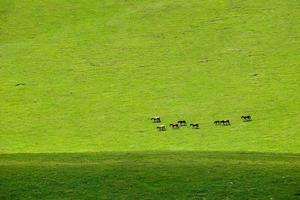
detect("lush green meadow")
[1,152,300,200]
[1,0,300,199]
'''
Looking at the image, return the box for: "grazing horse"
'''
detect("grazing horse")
[157,125,166,131]
[151,117,161,123]
[221,120,231,126]
[190,123,199,129]
[169,123,180,129]
[177,120,187,126]
[214,120,221,125]
[241,115,252,121]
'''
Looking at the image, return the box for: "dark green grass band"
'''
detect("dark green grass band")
[1,152,299,200]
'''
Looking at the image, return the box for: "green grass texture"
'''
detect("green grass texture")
[1,152,300,200]
[1,0,300,154]
[1,1,300,199]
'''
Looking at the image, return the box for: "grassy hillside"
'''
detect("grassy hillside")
[1,1,300,199]
[1,0,300,153]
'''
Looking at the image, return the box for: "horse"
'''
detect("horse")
[214,120,221,125]
[221,120,230,126]
[190,123,199,129]
[241,115,252,121]
[169,123,180,129]
[177,120,187,126]
[151,117,161,123]
[157,125,166,131]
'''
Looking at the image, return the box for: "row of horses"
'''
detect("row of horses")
[156,123,199,131]
[170,121,200,129]
[152,116,252,131]
[152,118,199,130]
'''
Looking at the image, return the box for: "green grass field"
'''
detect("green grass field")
[1,152,300,200]
[1,0,300,199]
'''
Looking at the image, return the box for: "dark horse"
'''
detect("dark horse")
[215,120,230,126]
[214,120,221,125]
[151,117,161,123]
[157,125,166,131]
[177,120,187,126]
[170,123,180,129]
[241,115,252,122]
[221,120,231,126]
[190,123,199,129]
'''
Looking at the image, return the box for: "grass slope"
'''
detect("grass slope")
[1,152,300,200]
[0,0,299,153]
[1,1,300,199]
